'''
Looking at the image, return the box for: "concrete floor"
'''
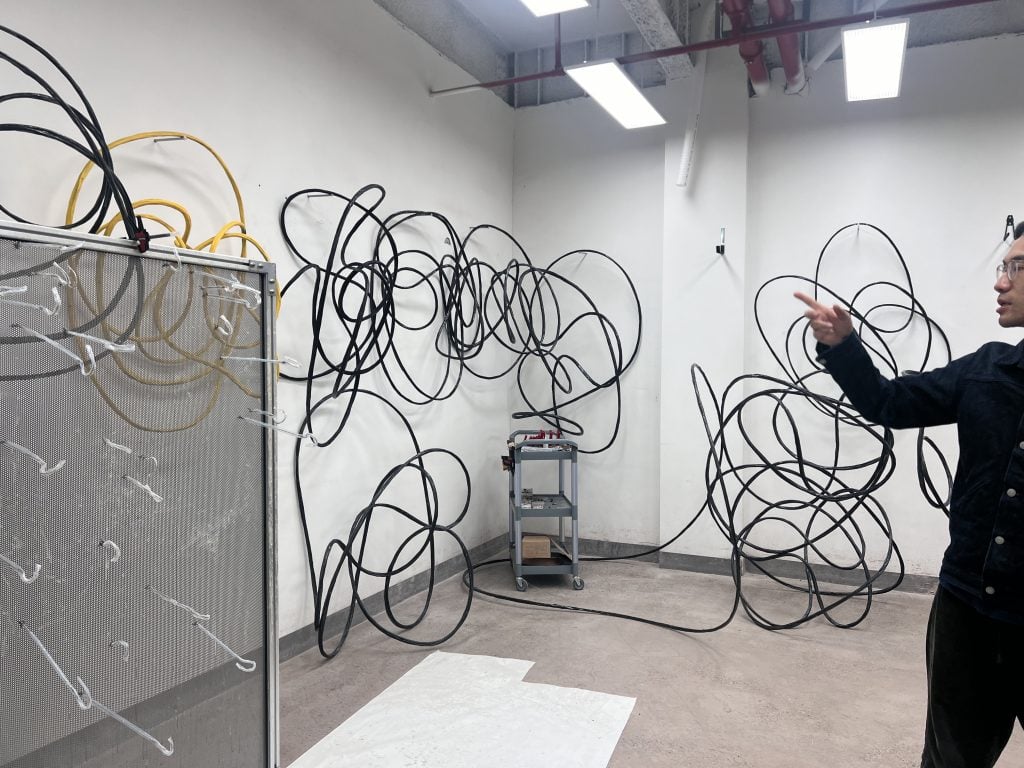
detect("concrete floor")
[279,560,1024,768]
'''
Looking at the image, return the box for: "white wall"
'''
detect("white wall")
[1,0,515,637]
[660,50,751,560]
[512,88,667,546]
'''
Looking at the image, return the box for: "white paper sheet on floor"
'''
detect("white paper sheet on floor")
[289,651,636,768]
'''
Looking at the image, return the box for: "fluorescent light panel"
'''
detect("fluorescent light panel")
[841,18,909,102]
[519,0,589,16]
[565,61,666,129]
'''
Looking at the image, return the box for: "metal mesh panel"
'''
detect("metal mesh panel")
[0,225,274,768]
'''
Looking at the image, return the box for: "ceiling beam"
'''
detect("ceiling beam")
[618,0,695,79]
[372,0,509,88]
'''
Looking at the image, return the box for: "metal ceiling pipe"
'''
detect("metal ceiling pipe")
[721,0,770,96]
[428,0,1001,98]
[806,0,890,72]
[766,0,806,93]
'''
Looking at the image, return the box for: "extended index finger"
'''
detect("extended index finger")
[793,291,826,313]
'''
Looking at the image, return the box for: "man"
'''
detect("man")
[795,223,1024,768]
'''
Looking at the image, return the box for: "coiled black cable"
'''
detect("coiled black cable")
[470,222,956,633]
[278,185,643,656]
[0,24,144,244]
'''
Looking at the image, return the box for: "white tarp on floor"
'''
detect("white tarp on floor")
[289,651,636,767]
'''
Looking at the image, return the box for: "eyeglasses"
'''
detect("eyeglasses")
[996,260,1024,281]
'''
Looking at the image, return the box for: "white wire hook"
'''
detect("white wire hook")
[11,324,94,376]
[203,289,257,308]
[0,438,65,474]
[237,412,320,445]
[88,696,174,756]
[103,438,132,454]
[215,314,233,338]
[165,233,183,272]
[139,454,158,478]
[36,259,78,288]
[110,639,130,662]
[124,475,163,503]
[0,286,61,316]
[192,621,257,672]
[147,585,210,621]
[248,407,286,425]
[0,552,41,584]
[67,329,136,353]
[100,539,121,565]
[221,354,300,368]
[21,622,93,710]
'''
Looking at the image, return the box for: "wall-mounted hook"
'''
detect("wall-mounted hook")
[1005,215,1016,241]
[715,227,726,256]
[103,438,132,454]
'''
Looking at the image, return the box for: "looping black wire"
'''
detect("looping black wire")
[467,222,954,634]
[281,185,643,656]
[0,24,144,245]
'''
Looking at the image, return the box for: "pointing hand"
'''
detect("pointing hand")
[794,291,853,347]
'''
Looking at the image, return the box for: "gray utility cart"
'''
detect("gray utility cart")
[506,430,583,591]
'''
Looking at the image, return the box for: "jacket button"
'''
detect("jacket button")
[995,536,1006,545]
[1007,489,1018,498]
[985,586,996,595]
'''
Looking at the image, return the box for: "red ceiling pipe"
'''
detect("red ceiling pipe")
[721,0,770,96]
[767,0,806,93]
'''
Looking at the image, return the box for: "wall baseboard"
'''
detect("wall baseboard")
[281,536,939,662]
[656,549,938,594]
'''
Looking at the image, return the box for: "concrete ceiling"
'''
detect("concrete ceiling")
[372,0,1024,106]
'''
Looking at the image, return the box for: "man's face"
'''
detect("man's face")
[995,236,1024,327]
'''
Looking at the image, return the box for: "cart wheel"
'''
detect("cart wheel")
[515,577,528,592]
[572,577,584,590]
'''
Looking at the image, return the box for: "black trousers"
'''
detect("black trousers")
[921,586,1024,767]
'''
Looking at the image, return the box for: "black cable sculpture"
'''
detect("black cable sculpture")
[470,222,956,633]
[278,184,643,656]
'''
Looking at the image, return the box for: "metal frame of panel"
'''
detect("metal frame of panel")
[0,221,279,768]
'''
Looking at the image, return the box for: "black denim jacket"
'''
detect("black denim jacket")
[818,333,1024,624]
